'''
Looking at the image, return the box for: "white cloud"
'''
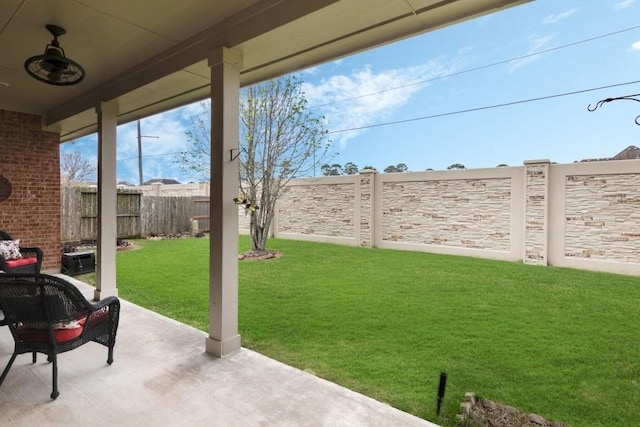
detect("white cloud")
[631,40,640,51]
[301,66,322,76]
[509,35,553,72]
[115,106,195,183]
[303,57,463,148]
[456,46,474,55]
[614,0,635,11]
[542,8,579,25]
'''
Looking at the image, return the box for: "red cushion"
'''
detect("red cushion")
[6,257,37,268]
[17,316,87,343]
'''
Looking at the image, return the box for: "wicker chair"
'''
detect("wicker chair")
[0,274,120,399]
[0,230,43,274]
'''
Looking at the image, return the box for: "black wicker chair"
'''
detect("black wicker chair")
[0,230,43,274]
[0,274,120,399]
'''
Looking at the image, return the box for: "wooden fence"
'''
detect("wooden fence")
[191,197,211,232]
[141,196,195,236]
[61,187,196,242]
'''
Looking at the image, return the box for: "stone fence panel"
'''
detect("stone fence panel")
[549,159,640,275]
[373,167,524,262]
[273,160,639,276]
[274,176,359,245]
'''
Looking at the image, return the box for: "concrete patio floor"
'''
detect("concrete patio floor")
[0,277,439,427]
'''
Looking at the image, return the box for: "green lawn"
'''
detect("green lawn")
[80,236,640,426]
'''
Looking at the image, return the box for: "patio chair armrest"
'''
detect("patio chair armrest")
[19,246,43,255]
[18,246,44,273]
[19,246,43,259]
[85,296,120,329]
[90,296,120,312]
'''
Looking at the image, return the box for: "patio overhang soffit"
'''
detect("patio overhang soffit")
[0,0,532,142]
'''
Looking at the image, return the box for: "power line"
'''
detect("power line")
[312,24,640,109]
[118,151,186,162]
[328,79,640,134]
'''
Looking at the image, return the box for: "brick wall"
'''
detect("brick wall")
[0,110,61,271]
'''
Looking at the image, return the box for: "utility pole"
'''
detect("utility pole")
[137,120,159,185]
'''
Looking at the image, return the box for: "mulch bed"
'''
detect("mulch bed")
[61,239,136,254]
[238,250,282,260]
[457,393,569,427]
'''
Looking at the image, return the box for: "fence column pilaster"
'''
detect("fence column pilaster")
[151,182,162,196]
[199,182,209,196]
[523,159,550,265]
[359,169,377,248]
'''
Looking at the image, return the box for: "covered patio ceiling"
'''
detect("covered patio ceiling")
[0,0,532,142]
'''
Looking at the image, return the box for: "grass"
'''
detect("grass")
[78,236,640,426]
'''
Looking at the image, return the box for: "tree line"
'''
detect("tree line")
[319,162,475,176]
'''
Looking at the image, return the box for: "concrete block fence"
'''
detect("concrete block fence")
[272,160,640,276]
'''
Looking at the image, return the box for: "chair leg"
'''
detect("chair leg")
[50,353,59,400]
[32,352,37,363]
[0,353,18,386]
[107,345,114,365]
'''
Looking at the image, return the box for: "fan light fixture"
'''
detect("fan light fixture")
[24,24,85,86]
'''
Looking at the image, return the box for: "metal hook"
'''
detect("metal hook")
[229,148,245,161]
[588,94,640,126]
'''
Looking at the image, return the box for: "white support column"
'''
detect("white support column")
[205,47,243,357]
[94,100,119,300]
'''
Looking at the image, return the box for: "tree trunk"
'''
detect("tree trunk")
[250,220,267,252]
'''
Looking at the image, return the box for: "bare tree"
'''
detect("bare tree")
[60,151,96,184]
[240,75,331,252]
[176,102,211,182]
[178,75,332,253]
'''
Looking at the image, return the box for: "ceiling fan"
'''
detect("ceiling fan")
[24,24,85,86]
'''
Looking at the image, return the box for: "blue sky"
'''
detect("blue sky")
[62,0,640,184]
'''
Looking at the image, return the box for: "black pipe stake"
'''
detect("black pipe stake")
[436,372,447,416]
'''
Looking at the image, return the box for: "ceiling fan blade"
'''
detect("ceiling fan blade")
[47,72,62,82]
[41,58,69,73]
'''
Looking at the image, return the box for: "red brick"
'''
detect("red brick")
[0,110,61,271]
